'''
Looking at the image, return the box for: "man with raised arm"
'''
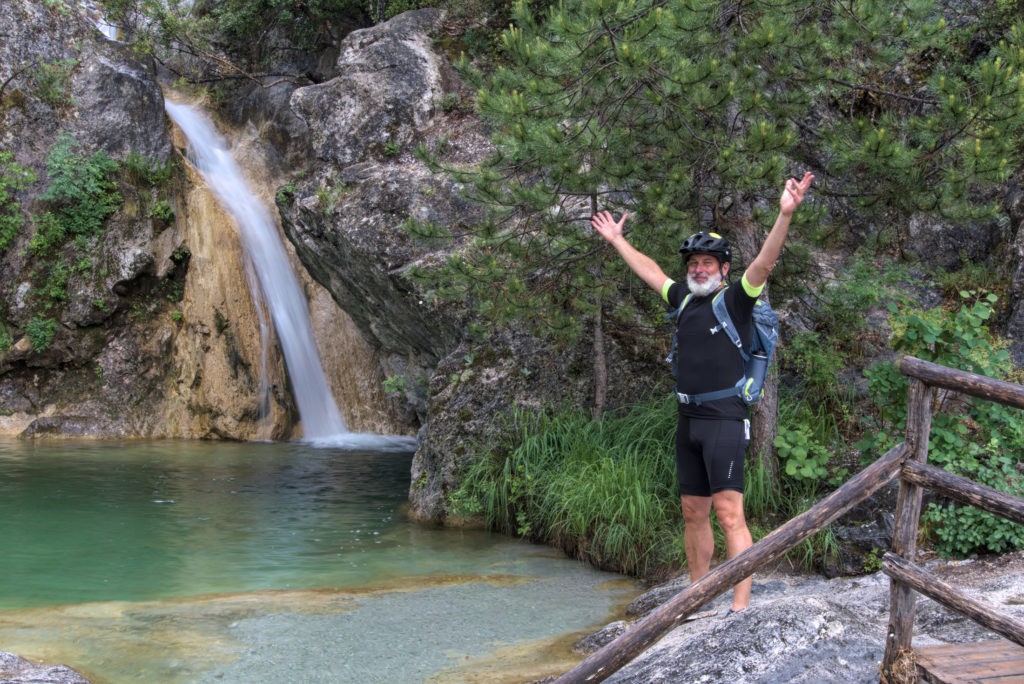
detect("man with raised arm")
[590,172,813,612]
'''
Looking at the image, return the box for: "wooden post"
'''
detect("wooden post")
[881,377,934,677]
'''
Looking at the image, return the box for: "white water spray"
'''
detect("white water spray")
[164,100,349,441]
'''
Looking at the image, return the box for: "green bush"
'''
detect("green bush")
[25,316,59,351]
[122,151,174,187]
[35,134,121,251]
[774,424,830,480]
[923,433,1024,556]
[860,291,1024,557]
[0,151,36,251]
[148,199,174,221]
[32,59,76,108]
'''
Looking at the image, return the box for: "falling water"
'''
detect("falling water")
[164,100,349,441]
[82,0,119,40]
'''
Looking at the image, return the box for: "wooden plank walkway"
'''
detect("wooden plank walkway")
[916,639,1024,683]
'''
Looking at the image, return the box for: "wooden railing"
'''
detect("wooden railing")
[879,356,1024,679]
[552,356,1024,684]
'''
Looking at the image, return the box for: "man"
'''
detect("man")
[590,172,813,612]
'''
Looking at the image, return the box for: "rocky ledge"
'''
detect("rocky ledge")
[0,651,89,684]
[567,550,1024,683]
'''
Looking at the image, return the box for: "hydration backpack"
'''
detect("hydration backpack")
[666,286,779,405]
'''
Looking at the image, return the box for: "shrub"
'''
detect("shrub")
[36,134,121,249]
[32,59,76,108]
[0,151,36,251]
[25,316,59,351]
[860,291,1024,557]
[122,151,174,187]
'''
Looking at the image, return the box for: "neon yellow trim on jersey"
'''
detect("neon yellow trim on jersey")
[661,278,675,304]
[741,273,764,298]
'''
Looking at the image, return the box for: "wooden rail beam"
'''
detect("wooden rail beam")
[902,460,1024,526]
[882,552,1024,648]
[899,356,1024,409]
[552,442,909,684]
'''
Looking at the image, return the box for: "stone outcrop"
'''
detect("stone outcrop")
[278,9,478,432]
[0,0,188,437]
[0,651,88,684]
[571,551,1024,683]
[278,9,666,521]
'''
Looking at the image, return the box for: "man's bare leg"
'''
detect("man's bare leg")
[712,489,753,611]
[680,494,713,582]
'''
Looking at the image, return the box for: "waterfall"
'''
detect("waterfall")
[81,0,119,40]
[164,100,349,441]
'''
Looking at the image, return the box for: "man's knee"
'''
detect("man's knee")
[680,495,712,523]
[711,490,747,531]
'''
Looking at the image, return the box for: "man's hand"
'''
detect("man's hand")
[589,210,670,293]
[591,210,629,244]
[779,171,814,216]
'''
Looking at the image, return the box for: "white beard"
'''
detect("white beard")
[686,271,723,298]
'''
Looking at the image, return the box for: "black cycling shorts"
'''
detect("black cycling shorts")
[675,411,750,497]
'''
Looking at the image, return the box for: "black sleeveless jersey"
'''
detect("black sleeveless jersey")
[665,280,758,419]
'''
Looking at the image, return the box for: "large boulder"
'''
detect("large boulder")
[290,9,455,167]
[281,8,486,429]
[0,651,89,684]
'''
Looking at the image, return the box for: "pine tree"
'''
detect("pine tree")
[414,0,1024,434]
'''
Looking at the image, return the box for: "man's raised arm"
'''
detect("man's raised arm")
[591,211,671,294]
[745,171,815,288]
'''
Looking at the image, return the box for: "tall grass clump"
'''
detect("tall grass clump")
[452,391,857,577]
[450,395,684,576]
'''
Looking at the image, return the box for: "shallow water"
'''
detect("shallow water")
[0,439,638,682]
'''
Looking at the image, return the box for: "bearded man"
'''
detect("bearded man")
[590,171,813,612]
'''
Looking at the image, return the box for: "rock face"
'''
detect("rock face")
[290,9,457,168]
[279,9,477,433]
[279,8,666,520]
[0,0,407,439]
[0,0,189,437]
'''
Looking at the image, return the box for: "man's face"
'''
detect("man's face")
[686,253,728,297]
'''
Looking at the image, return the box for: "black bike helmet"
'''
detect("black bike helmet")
[678,231,732,265]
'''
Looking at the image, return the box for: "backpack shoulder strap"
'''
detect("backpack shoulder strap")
[710,287,747,362]
[668,292,694,322]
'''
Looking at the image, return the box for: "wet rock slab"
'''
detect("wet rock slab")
[0,651,89,684]
[575,551,1024,684]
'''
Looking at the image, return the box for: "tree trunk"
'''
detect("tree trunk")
[593,301,607,420]
[716,211,780,485]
